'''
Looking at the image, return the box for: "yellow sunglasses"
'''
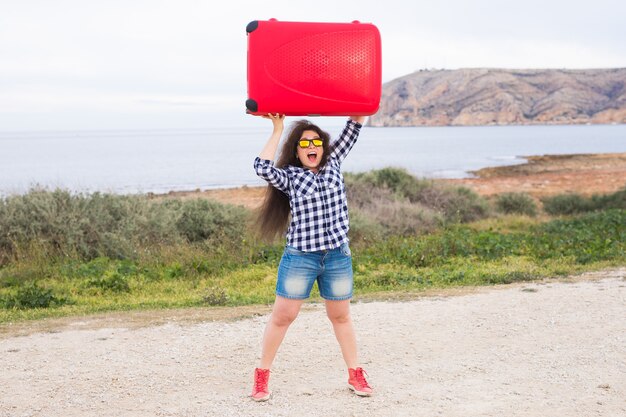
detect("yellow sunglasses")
[298,138,323,148]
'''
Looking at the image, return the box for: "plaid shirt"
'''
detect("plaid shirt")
[254,119,361,251]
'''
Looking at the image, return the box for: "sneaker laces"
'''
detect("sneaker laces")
[353,367,371,389]
[255,369,269,392]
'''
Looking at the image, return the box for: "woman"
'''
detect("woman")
[250,113,372,401]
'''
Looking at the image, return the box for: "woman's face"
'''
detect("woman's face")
[296,129,324,172]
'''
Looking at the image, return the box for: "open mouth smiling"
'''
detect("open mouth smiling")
[307,151,318,162]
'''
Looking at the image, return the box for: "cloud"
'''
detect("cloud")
[0,87,241,113]
[2,0,625,130]
[383,32,626,79]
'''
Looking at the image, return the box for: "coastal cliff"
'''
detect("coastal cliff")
[368,68,626,126]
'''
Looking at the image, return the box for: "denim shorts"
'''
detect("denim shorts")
[276,242,353,301]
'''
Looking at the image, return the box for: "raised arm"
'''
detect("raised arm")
[259,113,285,160]
[330,116,366,164]
[254,113,290,193]
[349,115,367,125]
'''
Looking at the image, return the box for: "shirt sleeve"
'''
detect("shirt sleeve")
[330,119,362,165]
[254,157,290,194]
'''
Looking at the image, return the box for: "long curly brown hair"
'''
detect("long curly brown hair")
[255,119,331,241]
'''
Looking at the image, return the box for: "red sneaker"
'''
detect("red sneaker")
[348,367,372,396]
[251,368,271,401]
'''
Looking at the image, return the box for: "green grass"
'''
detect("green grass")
[2,209,624,324]
[1,177,625,324]
[0,263,279,322]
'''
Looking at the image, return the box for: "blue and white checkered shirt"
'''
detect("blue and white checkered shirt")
[254,119,361,252]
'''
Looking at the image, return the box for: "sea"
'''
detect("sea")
[0,123,625,196]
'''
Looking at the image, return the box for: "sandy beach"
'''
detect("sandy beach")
[447,152,626,200]
[1,268,625,417]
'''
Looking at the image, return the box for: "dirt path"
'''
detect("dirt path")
[1,268,625,417]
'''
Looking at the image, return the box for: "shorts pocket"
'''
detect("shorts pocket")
[285,246,305,256]
[340,243,351,257]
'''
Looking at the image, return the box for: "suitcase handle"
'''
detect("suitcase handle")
[249,19,367,34]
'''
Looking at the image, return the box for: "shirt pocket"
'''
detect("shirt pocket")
[291,173,318,198]
[322,168,343,190]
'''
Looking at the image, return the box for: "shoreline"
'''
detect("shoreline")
[3,151,623,205]
[152,151,626,208]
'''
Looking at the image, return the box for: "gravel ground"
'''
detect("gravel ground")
[1,269,625,417]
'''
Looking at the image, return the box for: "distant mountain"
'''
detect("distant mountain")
[368,68,626,126]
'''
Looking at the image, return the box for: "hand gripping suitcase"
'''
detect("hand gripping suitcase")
[246,19,382,116]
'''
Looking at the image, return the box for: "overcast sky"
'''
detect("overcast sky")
[1,0,625,131]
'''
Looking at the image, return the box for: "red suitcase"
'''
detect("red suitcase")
[246,19,382,116]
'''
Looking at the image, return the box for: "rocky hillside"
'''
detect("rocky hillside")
[368,68,626,126]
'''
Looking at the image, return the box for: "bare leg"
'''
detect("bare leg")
[259,296,304,369]
[325,299,358,369]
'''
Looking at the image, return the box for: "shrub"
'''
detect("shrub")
[174,198,247,243]
[85,272,131,293]
[3,282,69,309]
[0,275,20,288]
[348,209,387,242]
[430,186,490,223]
[0,189,175,261]
[358,168,490,222]
[495,192,538,216]
[357,167,434,200]
[541,193,595,215]
[345,168,490,233]
[541,188,626,216]
[202,286,229,306]
[591,187,626,210]
[0,189,249,264]
[69,257,112,279]
[346,175,443,238]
